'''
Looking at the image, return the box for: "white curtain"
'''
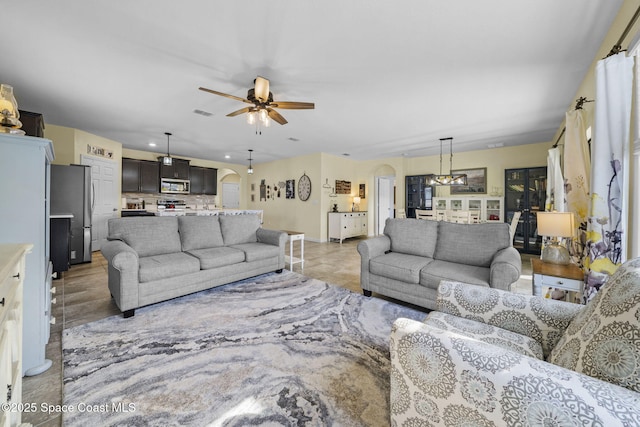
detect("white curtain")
[564,109,590,266]
[584,52,634,302]
[545,147,565,212]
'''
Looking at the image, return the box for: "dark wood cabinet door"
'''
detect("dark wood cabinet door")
[203,168,217,195]
[122,158,140,192]
[189,166,204,194]
[174,159,190,180]
[139,160,159,193]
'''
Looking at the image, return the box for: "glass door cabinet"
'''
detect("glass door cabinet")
[505,167,547,254]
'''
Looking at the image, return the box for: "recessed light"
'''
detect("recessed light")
[342,153,350,157]
[148,143,157,147]
[224,155,230,159]
[288,137,300,142]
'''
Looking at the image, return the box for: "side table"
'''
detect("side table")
[282,230,304,271]
[531,258,584,299]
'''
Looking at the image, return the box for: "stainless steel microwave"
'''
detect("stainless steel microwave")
[160,178,190,194]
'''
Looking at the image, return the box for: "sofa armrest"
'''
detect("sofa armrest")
[101,240,140,312]
[357,236,391,291]
[435,281,584,358]
[256,228,288,248]
[390,318,640,426]
[489,246,521,290]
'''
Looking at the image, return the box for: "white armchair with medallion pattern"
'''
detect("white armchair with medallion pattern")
[391,257,640,426]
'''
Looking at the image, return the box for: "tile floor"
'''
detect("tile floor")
[21,237,535,426]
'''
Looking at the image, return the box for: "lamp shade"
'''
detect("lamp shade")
[536,211,575,238]
[353,196,361,204]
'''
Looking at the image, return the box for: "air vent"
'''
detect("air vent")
[193,109,213,117]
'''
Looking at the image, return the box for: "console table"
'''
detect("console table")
[328,211,368,243]
[531,258,584,301]
[282,230,304,270]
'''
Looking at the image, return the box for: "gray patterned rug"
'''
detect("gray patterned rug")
[62,271,426,426]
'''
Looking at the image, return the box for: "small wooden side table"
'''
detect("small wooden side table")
[282,230,304,271]
[531,258,584,297]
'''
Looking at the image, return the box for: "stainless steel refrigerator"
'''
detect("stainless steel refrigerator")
[51,164,92,264]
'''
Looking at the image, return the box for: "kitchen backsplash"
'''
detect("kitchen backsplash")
[122,193,219,211]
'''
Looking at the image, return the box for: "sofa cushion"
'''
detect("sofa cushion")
[187,247,246,270]
[178,216,224,251]
[138,252,201,283]
[108,217,181,257]
[219,214,261,245]
[370,252,432,284]
[425,311,544,359]
[420,260,490,290]
[434,221,510,267]
[384,218,438,258]
[548,257,640,393]
[230,242,280,262]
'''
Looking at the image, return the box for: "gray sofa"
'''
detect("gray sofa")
[357,218,521,310]
[101,214,287,317]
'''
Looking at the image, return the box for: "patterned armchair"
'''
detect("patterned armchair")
[390,257,640,426]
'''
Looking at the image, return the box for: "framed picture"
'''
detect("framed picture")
[359,183,366,199]
[450,167,487,194]
[286,179,295,199]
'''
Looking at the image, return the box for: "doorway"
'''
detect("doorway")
[222,182,240,208]
[376,176,395,234]
[81,155,119,251]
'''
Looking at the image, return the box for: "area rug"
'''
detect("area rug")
[62,271,426,426]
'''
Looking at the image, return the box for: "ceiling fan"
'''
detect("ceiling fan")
[199,76,314,125]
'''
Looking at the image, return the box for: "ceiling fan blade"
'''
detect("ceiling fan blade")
[266,108,288,125]
[254,76,270,103]
[199,87,253,104]
[226,107,252,117]
[270,101,315,110]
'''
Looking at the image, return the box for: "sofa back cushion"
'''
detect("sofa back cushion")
[107,217,181,257]
[434,222,510,267]
[384,218,438,258]
[219,214,261,245]
[548,257,640,393]
[178,216,224,251]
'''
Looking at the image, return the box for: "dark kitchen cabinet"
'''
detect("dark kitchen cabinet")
[189,166,218,195]
[19,110,45,137]
[505,167,547,254]
[405,175,434,218]
[160,158,190,180]
[50,216,71,276]
[122,158,160,193]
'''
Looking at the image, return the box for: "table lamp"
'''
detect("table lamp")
[352,196,361,212]
[536,211,575,265]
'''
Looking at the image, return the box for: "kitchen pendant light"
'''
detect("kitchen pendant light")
[162,132,173,166]
[247,149,254,174]
[427,137,467,186]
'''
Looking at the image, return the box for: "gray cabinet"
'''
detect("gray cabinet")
[0,134,54,376]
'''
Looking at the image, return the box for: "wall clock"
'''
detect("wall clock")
[298,173,312,201]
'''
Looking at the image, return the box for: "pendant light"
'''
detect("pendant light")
[427,137,467,186]
[162,132,173,166]
[247,149,254,174]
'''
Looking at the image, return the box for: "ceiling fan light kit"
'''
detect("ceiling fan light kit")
[247,149,254,175]
[427,137,468,186]
[199,76,314,134]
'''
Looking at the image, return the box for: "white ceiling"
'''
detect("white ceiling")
[4,1,623,165]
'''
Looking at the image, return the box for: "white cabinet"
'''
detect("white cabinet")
[433,196,504,223]
[0,134,54,376]
[328,212,368,243]
[0,244,31,427]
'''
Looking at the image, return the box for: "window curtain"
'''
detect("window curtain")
[545,147,565,212]
[584,52,633,303]
[564,109,590,267]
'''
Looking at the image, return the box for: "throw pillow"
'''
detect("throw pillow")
[548,257,640,393]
